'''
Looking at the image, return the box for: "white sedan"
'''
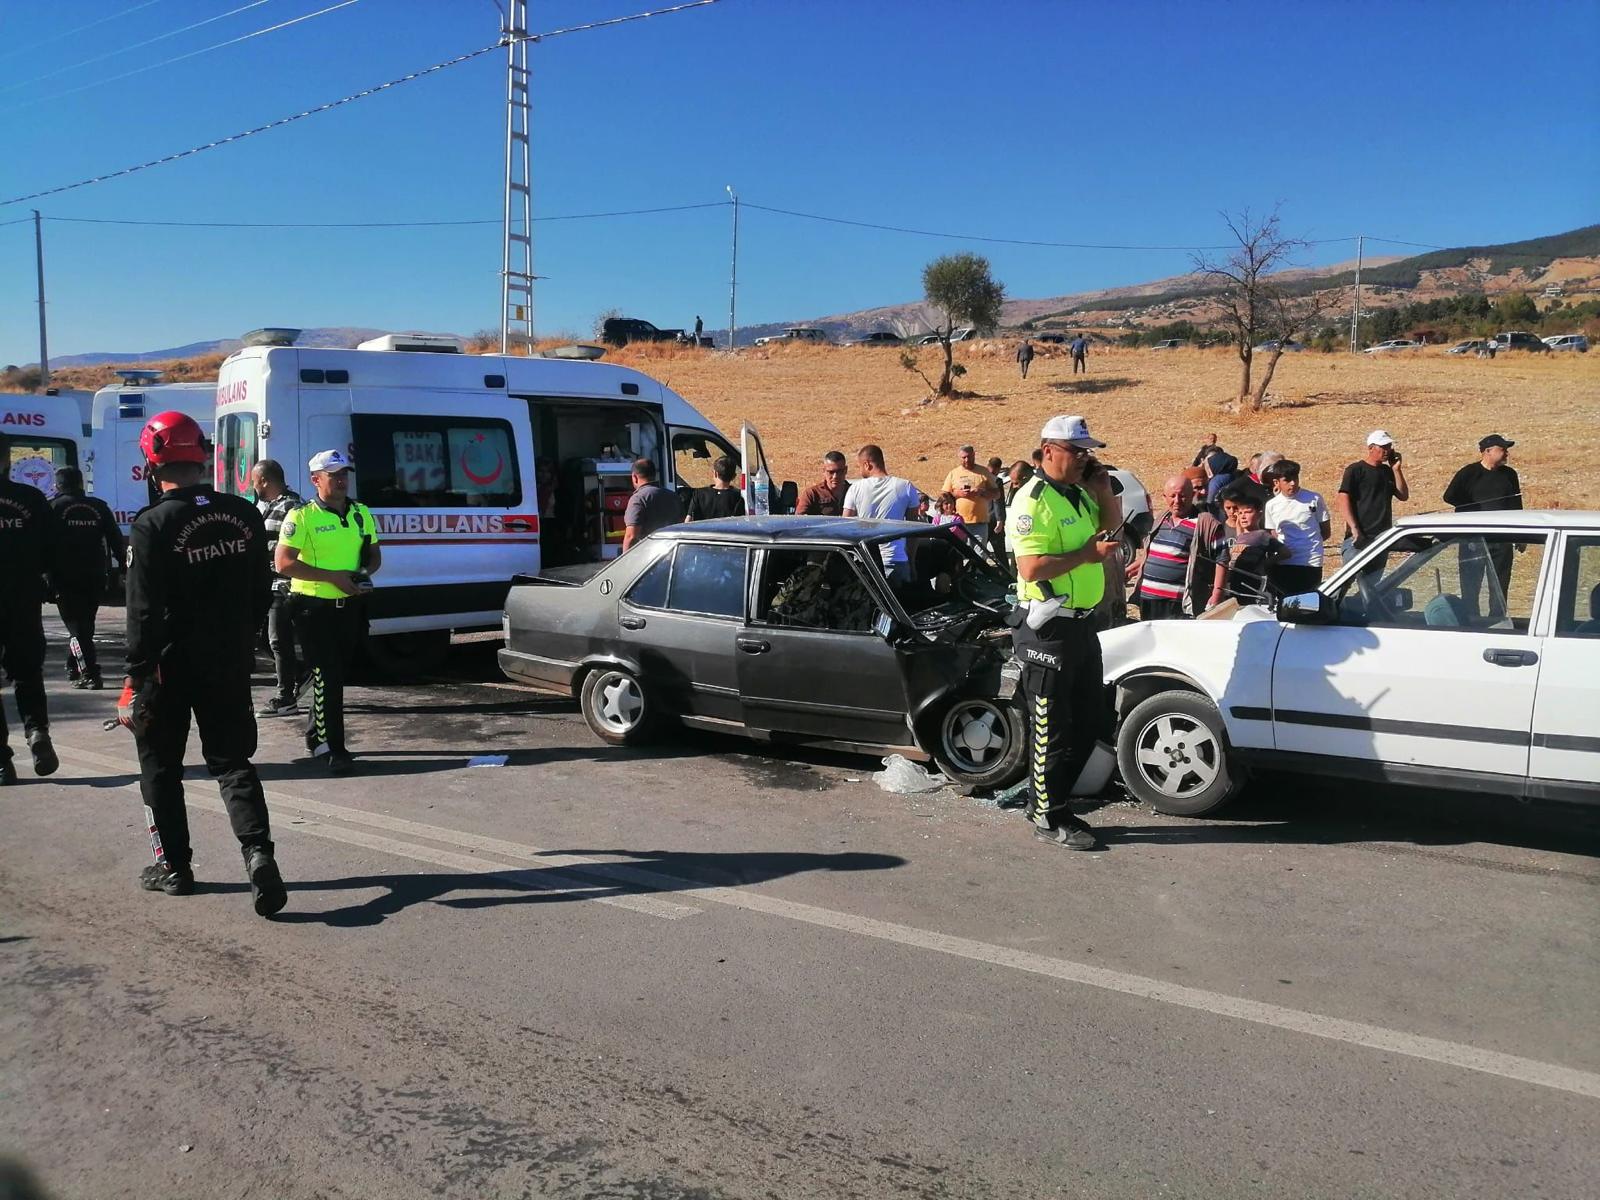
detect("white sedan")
[1099,511,1600,814]
[1363,339,1423,354]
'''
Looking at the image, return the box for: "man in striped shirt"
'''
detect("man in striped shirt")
[1127,475,1227,620]
[250,460,304,718]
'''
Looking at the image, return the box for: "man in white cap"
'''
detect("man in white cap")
[1336,429,1409,575]
[1006,416,1121,850]
[275,450,382,774]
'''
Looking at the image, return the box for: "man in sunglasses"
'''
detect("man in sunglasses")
[1007,416,1121,850]
[796,451,849,516]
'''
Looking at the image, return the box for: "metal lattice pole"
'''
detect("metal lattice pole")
[500,0,534,354]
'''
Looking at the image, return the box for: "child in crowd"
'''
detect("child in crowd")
[932,492,965,528]
[1219,480,1287,605]
[1262,459,1331,597]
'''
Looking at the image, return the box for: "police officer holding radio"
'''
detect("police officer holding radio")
[276,450,381,775]
[1007,416,1121,851]
[122,411,285,916]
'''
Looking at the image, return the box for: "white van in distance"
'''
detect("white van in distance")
[212,330,774,675]
[2,390,86,497]
[85,372,217,531]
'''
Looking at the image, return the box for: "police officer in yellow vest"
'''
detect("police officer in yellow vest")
[275,450,381,774]
[1008,416,1121,850]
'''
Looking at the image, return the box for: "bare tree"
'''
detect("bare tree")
[1194,208,1325,410]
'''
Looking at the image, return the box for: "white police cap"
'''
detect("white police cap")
[308,449,354,473]
[1039,414,1106,448]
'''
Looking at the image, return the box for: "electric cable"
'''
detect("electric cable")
[0,0,171,62]
[45,202,726,228]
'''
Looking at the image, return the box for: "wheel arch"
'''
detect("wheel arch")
[571,652,645,703]
[1112,668,1211,722]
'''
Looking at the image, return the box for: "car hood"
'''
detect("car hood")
[1100,600,1279,683]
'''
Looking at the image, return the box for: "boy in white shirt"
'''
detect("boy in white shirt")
[1263,459,1331,596]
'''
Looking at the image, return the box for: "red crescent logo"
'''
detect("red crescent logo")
[459,444,504,486]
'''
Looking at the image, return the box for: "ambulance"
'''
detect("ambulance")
[1,390,85,498]
[212,330,786,675]
[85,372,217,531]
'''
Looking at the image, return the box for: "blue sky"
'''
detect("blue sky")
[2,0,1596,365]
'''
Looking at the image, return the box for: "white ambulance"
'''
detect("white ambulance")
[212,331,781,674]
[85,374,217,531]
[1,390,85,498]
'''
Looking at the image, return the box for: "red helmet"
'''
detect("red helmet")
[139,411,209,466]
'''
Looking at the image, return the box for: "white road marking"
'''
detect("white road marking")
[55,742,1600,1101]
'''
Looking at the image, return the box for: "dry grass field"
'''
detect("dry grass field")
[608,340,1600,514]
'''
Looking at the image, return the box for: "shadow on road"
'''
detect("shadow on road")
[269,847,906,927]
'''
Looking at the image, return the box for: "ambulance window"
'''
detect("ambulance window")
[352,415,521,508]
[671,429,739,490]
[5,437,76,498]
[217,412,258,497]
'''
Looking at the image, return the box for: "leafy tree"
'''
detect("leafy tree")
[921,253,1004,395]
[1495,291,1538,325]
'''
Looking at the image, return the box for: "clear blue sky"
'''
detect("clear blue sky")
[2,0,1596,365]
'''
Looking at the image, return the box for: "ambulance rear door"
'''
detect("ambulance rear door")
[2,394,80,498]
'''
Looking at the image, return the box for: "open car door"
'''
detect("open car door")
[740,422,798,515]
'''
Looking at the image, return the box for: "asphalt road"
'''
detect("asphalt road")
[3,615,1598,1199]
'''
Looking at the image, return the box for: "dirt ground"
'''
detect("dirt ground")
[609,340,1600,513]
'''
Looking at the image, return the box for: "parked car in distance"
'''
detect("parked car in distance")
[499,518,1032,788]
[915,333,943,346]
[1491,331,1550,353]
[1364,339,1424,354]
[1099,510,1600,816]
[1445,338,1487,355]
[949,327,979,342]
[1151,339,1188,350]
[1253,340,1305,353]
[1543,333,1589,352]
[1032,332,1067,345]
[843,331,903,347]
[753,327,831,347]
[602,317,693,347]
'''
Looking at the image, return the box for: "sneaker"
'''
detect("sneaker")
[86,676,104,691]
[139,861,195,896]
[244,848,287,917]
[27,732,58,778]
[327,751,355,775]
[255,695,299,718]
[1033,820,1098,851]
[0,760,17,787]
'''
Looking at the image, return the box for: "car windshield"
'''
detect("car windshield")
[863,528,1011,620]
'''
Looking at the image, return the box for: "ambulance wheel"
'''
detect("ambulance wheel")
[930,696,1026,790]
[580,667,657,746]
[362,629,451,680]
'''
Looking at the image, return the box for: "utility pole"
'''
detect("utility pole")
[33,209,49,386]
[500,0,534,354]
[1349,234,1364,354]
[726,185,738,351]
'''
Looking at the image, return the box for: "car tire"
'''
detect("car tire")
[580,667,656,746]
[1116,689,1241,816]
[930,696,1026,790]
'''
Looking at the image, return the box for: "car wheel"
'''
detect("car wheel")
[931,696,1026,789]
[580,667,656,746]
[1116,690,1240,816]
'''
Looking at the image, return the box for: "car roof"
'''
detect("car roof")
[1397,509,1600,531]
[653,515,936,545]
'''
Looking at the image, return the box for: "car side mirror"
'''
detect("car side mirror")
[1279,591,1336,624]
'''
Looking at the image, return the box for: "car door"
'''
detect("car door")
[1270,528,1547,786]
[736,547,913,747]
[617,541,745,721]
[1530,534,1600,798]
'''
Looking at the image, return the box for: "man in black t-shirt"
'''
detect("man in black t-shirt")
[685,455,746,522]
[1444,434,1522,615]
[1337,429,1410,575]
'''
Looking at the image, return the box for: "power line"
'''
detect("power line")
[3,0,363,114]
[0,0,172,62]
[1366,236,1450,251]
[45,202,725,228]
[1,0,281,95]
[1,0,725,208]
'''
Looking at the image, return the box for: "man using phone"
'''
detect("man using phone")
[1336,430,1409,576]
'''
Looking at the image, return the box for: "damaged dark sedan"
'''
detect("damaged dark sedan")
[497,517,1027,788]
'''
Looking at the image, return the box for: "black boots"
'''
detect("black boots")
[244,847,287,918]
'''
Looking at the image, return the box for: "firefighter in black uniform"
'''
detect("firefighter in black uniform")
[0,476,60,785]
[48,466,125,689]
[122,411,287,916]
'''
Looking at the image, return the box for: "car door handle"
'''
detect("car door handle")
[619,615,646,630]
[736,637,770,654]
[1482,648,1537,667]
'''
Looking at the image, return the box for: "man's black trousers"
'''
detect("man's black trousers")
[55,574,106,681]
[1014,617,1108,830]
[0,592,49,766]
[133,661,272,869]
[266,589,299,702]
[291,596,363,755]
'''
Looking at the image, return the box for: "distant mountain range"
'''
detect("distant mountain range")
[45,327,450,368]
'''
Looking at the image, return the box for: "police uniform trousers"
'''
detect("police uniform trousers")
[0,586,49,766]
[55,571,106,681]
[1013,615,1107,830]
[133,655,272,869]
[291,595,363,755]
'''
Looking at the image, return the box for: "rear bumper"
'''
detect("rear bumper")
[497,647,579,695]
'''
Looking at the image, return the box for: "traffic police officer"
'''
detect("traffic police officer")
[276,449,381,775]
[1007,415,1121,850]
[123,411,286,916]
[0,474,60,785]
[49,466,125,689]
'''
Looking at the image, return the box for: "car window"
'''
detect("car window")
[666,543,746,618]
[625,549,672,609]
[1336,532,1546,632]
[1553,537,1600,639]
[755,549,881,634]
